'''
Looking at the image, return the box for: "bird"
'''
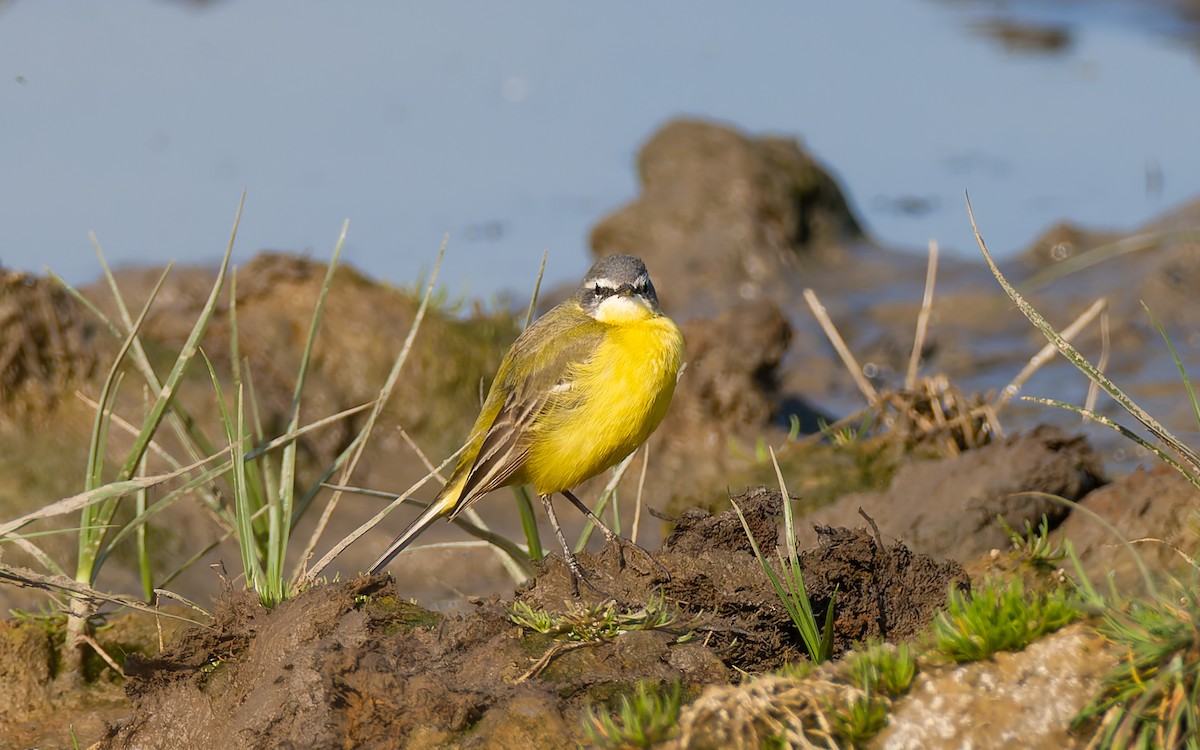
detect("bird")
[368,253,684,590]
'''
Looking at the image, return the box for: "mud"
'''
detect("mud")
[93,489,964,750]
[800,425,1106,562]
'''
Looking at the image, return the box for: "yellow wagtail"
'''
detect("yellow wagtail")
[368,254,684,588]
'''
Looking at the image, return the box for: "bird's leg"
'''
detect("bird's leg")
[560,489,672,582]
[540,493,603,598]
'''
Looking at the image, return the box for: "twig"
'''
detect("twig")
[803,288,878,404]
[516,640,594,683]
[1084,308,1110,414]
[906,240,939,390]
[81,633,125,677]
[0,562,213,628]
[153,588,212,618]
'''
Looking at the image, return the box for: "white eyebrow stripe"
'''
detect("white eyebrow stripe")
[590,277,620,289]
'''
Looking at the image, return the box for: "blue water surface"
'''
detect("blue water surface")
[1,0,1198,297]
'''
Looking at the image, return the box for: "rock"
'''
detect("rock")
[590,119,863,313]
[799,426,1106,564]
[876,623,1117,750]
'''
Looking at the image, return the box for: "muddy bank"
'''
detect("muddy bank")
[97,489,965,750]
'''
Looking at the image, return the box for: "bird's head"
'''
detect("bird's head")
[576,254,661,323]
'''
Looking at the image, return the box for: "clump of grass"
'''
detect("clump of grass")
[1074,581,1200,748]
[933,577,1080,663]
[1001,515,1068,573]
[583,679,683,750]
[843,640,917,698]
[508,595,677,642]
[828,689,890,746]
[732,447,836,664]
[805,640,918,746]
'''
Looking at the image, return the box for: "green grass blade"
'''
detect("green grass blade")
[514,485,544,562]
[273,222,346,589]
[84,263,171,489]
[233,385,267,600]
[731,496,829,662]
[135,449,152,602]
[203,344,266,598]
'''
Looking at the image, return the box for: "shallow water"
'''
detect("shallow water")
[1,0,1198,297]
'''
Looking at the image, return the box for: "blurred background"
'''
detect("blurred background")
[1,0,1199,299]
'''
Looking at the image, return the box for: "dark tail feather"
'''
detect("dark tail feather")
[368,500,450,574]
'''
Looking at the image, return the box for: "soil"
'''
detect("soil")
[82,489,962,750]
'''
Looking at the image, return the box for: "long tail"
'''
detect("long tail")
[368,496,454,575]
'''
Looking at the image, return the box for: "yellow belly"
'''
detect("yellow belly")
[522,315,683,494]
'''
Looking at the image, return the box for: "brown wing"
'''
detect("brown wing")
[446,386,547,518]
[444,308,605,520]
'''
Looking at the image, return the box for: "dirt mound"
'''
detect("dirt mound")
[99,488,964,749]
[0,270,100,415]
[800,426,1105,563]
[1054,464,1200,594]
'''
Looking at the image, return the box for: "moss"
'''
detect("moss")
[360,594,442,635]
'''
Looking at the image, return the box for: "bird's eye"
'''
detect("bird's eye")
[593,284,602,294]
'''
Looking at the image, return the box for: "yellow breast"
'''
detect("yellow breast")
[524,313,683,494]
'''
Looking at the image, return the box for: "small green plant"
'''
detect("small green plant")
[828,689,890,746]
[732,447,836,663]
[844,640,917,698]
[774,659,818,681]
[933,577,1080,662]
[508,595,676,642]
[1074,582,1200,749]
[583,679,683,750]
[1000,515,1067,571]
[818,411,876,448]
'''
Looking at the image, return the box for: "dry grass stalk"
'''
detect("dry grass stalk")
[803,288,878,405]
[905,240,939,390]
